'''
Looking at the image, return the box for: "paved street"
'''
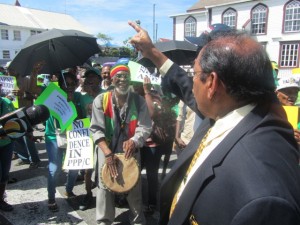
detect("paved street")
[0,127,177,225]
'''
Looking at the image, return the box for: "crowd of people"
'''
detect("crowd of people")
[0,20,300,225]
[0,55,180,221]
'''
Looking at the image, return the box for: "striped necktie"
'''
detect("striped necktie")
[169,128,212,218]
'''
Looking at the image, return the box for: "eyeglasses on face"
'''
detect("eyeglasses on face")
[115,72,130,79]
[187,71,202,77]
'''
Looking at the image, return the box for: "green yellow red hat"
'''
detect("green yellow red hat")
[110,64,130,78]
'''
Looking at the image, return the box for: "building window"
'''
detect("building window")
[251,4,268,35]
[222,8,237,29]
[2,50,10,59]
[13,30,21,41]
[184,16,197,37]
[284,0,300,32]
[30,30,42,36]
[1,29,8,40]
[280,42,299,67]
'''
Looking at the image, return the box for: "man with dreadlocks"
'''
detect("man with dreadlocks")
[90,63,152,225]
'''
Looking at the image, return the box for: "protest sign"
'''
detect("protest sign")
[128,61,161,85]
[35,82,77,131]
[283,106,300,129]
[63,118,94,170]
[0,75,19,108]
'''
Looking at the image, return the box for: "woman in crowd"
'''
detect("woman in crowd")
[45,72,82,212]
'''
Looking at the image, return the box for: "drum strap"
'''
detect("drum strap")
[111,93,133,153]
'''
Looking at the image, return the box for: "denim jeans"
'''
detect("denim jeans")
[14,134,40,163]
[0,142,13,183]
[45,139,78,200]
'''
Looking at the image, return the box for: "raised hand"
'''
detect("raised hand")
[128,21,167,68]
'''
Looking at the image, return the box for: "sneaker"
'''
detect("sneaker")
[11,153,18,160]
[48,199,59,212]
[79,193,93,211]
[0,199,13,212]
[64,191,77,199]
[15,159,30,166]
[29,162,40,169]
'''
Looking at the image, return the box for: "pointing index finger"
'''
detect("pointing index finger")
[128,20,141,33]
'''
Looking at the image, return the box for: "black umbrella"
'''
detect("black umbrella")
[9,28,99,76]
[137,40,197,67]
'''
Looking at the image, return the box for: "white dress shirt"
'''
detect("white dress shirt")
[176,104,256,202]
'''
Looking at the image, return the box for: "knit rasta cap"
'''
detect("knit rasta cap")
[110,64,130,78]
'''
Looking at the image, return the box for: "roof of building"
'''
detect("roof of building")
[187,0,253,11]
[0,3,89,33]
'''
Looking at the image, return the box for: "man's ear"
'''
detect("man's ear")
[207,72,219,100]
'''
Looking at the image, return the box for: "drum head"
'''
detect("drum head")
[101,154,140,193]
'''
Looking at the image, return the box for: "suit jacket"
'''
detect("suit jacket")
[159,64,300,225]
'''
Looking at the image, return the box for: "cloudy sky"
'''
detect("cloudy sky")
[1,0,197,45]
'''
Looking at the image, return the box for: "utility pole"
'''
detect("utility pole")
[153,4,156,42]
[156,23,158,42]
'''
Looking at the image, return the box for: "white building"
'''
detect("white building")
[0,1,89,66]
[170,0,300,78]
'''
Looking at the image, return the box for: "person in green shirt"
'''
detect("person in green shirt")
[0,95,15,211]
[45,72,82,212]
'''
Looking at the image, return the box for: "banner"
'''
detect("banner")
[0,75,19,108]
[35,82,77,132]
[128,61,161,85]
[283,106,300,129]
[63,118,94,170]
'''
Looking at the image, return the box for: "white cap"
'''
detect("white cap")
[277,76,300,91]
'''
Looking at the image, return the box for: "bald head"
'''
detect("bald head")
[198,32,275,104]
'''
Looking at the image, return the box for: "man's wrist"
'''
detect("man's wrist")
[105,152,114,158]
[159,59,173,77]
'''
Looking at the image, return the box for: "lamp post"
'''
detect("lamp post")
[153,4,156,42]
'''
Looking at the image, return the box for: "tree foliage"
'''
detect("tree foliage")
[97,33,113,44]
[97,34,137,58]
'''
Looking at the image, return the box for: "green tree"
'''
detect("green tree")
[97,33,113,44]
[123,37,131,47]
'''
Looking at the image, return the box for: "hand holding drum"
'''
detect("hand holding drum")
[105,153,119,178]
[101,154,139,194]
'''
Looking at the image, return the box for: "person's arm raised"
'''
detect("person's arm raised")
[128,21,168,69]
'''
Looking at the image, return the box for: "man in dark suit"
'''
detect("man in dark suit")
[129,21,300,225]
